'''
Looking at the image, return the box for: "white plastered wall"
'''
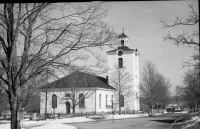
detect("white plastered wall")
[96,89,114,113]
[40,88,114,114]
[40,89,96,114]
[107,50,140,113]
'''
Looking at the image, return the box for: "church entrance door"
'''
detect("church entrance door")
[66,102,70,114]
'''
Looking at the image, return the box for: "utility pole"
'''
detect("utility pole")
[112,95,114,123]
[45,70,48,120]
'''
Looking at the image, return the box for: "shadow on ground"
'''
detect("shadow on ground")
[150,119,175,124]
[149,113,192,124]
[22,124,42,129]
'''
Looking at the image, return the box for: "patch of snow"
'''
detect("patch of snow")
[174,111,187,113]
[0,124,10,129]
[0,116,94,129]
[185,123,195,129]
[163,111,168,113]
[196,117,200,122]
[42,116,96,124]
[0,123,77,129]
[180,116,200,129]
[190,116,199,121]
[32,123,76,129]
[181,116,199,124]
[155,113,163,115]
[182,111,189,113]
[106,114,148,119]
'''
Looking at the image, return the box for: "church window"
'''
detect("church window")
[99,94,101,108]
[106,95,113,109]
[106,94,107,107]
[118,58,123,68]
[121,40,124,47]
[52,94,57,108]
[135,58,137,69]
[79,94,85,108]
[65,94,71,98]
[112,95,113,108]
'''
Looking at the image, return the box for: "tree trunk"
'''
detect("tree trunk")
[73,107,75,114]
[198,101,200,116]
[10,99,21,129]
[119,106,121,115]
[72,102,76,117]
[119,96,121,115]
[151,102,153,116]
[157,103,158,113]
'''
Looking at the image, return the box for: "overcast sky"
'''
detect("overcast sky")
[93,0,199,94]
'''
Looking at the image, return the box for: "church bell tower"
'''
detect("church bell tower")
[107,29,140,113]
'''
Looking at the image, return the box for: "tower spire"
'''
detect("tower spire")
[122,27,124,33]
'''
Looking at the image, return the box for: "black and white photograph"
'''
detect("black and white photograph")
[0,1,199,129]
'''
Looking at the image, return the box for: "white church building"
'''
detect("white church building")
[40,71,115,114]
[40,31,140,114]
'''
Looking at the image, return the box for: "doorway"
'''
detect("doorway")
[65,102,70,114]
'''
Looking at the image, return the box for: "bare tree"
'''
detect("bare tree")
[0,3,117,129]
[24,92,40,113]
[0,89,10,113]
[173,85,183,110]
[139,61,171,116]
[160,4,199,68]
[182,65,200,114]
[109,66,133,115]
[160,4,199,116]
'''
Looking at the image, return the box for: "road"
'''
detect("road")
[2,113,197,129]
[67,114,182,129]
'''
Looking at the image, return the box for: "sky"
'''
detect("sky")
[91,0,199,94]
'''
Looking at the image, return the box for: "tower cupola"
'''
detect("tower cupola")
[117,28,129,48]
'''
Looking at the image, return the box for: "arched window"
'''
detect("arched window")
[99,94,101,108]
[106,95,113,109]
[79,94,85,108]
[65,94,71,98]
[52,94,57,108]
[121,40,124,47]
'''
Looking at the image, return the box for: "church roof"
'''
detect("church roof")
[117,32,129,39]
[40,71,116,91]
[107,46,135,53]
